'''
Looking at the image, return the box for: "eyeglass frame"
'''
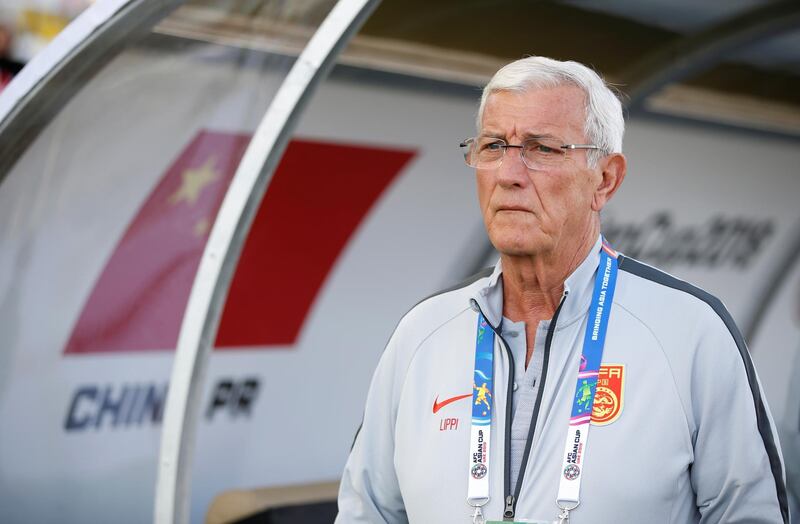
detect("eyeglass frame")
[459,136,605,170]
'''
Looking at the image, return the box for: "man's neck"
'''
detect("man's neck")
[501,222,599,368]
[501,222,599,324]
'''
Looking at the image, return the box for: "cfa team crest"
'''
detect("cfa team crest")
[591,364,625,425]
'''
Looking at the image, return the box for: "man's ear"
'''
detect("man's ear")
[592,153,626,212]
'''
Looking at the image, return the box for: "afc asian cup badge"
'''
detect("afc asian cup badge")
[563,464,580,481]
[471,463,487,479]
[592,364,625,426]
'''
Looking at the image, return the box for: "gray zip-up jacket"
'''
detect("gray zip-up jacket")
[337,238,789,523]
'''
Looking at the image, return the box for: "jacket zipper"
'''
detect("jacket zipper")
[477,293,567,521]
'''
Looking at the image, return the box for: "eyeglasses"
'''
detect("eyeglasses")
[459,137,604,170]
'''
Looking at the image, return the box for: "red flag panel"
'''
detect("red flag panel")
[216,139,415,348]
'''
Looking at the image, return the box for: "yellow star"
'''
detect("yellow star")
[169,157,220,206]
[194,217,211,237]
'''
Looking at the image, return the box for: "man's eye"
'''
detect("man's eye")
[483,142,504,152]
[534,144,556,154]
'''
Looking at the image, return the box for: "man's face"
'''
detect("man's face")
[476,85,602,258]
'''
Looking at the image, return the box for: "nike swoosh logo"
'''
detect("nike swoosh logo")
[432,393,472,414]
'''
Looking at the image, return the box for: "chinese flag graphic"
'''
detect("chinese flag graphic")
[65,130,415,354]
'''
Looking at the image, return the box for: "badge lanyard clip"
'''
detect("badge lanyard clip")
[555,500,578,524]
[471,504,485,524]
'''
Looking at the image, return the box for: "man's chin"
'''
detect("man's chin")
[489,236,548,258]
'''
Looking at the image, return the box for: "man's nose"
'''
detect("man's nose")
[495,147,530,187]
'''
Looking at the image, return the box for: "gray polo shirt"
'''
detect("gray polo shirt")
[501,317,547,495]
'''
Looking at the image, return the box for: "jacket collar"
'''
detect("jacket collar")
[473,235,603,331]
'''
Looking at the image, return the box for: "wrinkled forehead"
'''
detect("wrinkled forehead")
[480,85,588,139]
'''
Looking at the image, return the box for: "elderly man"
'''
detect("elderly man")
[336,57,788,523]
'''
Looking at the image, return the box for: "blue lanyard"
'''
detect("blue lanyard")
[557,242,619,522]
[467,312,495,521]
[468,242,619,523]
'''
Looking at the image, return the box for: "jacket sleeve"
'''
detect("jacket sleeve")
[688,303,789,523]
[335,319,411,524]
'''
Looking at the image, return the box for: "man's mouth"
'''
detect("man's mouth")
[496,206,531,213]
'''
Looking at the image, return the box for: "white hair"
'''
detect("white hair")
[477,56,625,166]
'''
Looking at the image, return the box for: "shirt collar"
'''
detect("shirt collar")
[473,235,603,331]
